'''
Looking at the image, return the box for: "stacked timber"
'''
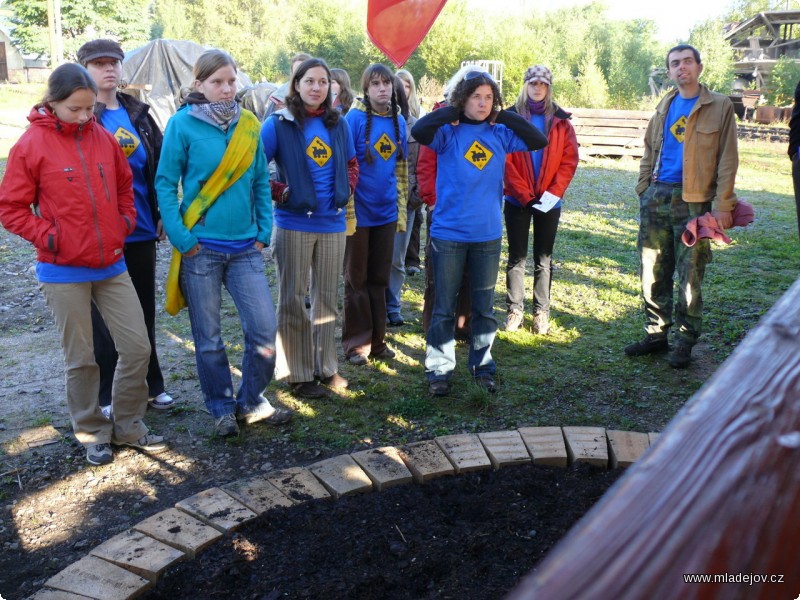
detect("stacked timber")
[564,108,651,159]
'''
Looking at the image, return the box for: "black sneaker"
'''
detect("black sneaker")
[387,314,405,327]
[668,341,693,369]
[86,443,113,466]
[474,375,497,394]
[624,334,669,357]
[428,380,450,397]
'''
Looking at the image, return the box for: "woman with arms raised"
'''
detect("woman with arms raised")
[411,70,548,397]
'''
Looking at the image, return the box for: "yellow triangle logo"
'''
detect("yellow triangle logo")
[464,141,493,170]
[306,136,332,167]
[670,115,687,143]
[373,132,396,160]
[113,126,140,158]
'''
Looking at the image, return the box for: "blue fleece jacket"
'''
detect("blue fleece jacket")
[155,105,272,254]
[261,109,355,233]
[345,100,407,227]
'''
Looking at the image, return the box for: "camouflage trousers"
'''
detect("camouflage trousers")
[637,182,712,345]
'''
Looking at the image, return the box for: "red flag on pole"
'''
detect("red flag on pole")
[367,0,448,68]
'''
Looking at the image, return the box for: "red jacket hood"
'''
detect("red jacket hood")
[27,104,98,135]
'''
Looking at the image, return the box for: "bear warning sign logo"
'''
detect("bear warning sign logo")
[464,141,493,170]
[112,127,139,158]
[373,133,396,161]
[307,136,332,167]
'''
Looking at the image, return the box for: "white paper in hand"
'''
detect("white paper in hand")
[533,190,560,213]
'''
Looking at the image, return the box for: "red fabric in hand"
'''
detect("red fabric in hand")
[681,200,755,247]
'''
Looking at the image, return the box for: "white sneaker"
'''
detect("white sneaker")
[148,392,175,410]
[101,405,112,420]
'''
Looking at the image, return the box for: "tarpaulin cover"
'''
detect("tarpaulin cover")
[121,39,253,131]
[367,0,448,67]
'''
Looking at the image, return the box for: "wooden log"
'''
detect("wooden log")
[507,278,800,599]
[569,116,650,128]
[578,146,644,157]
[573,126,648,138]
[575,134,645,148]
[564,107,654,119]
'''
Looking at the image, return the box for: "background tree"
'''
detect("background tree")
[689,18,735,93]
[5,0,150,60]
[765,55,800,105]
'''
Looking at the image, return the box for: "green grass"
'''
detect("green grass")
[1,133,793,458]
[150,139,795,456]
[0,83,46,160]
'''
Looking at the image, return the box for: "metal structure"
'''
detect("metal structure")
[724,10,800,89]
[460,59,504,93]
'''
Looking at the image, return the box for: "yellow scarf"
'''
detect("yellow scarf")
[164,109,261,316]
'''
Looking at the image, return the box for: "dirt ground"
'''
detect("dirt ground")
[0,234,320,599]
[144,463,621,600]
[0,229,621,600]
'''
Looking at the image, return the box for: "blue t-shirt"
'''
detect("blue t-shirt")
[261,115,356,233]
[100,107,158,242]
[345,107,407,227]
[37,259,127,283]
[429,121,531,243]
[658,94,699,184]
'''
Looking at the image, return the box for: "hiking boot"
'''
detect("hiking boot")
[532,311,550,335]
[113,433,168,454]
[214,414,240,437]
[238,401,293,426]
[370,346,396,360]
[428,380,450,397]
[474,374,497,394]
[348,354,368,366]
[290,381,327,399]
[320,372,349,390]
[86,443,113,466]
[504,310,523,332]
[668,341,693,369]
[148,392,175,410]
[624,334,669,357]
[387,314,405,327]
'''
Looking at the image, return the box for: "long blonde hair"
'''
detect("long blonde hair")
[395,69,420,119]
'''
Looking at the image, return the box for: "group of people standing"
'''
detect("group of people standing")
[0,38,739,465]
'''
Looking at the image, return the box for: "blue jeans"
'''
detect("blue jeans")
[180,246,277,418]
[425,237,501,381]
[386,208,416,320]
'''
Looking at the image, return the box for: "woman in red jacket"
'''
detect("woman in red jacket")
[503,65,579,335]
[0,63,166,466]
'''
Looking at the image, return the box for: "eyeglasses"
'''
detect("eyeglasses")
[464,70,495,84]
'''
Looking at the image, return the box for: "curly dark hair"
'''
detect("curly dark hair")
[448,72,502,117]
[285,57,339,129]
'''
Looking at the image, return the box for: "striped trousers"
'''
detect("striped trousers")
[273,227,346,383]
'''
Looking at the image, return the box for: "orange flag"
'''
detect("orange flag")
[367,0,448,67]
